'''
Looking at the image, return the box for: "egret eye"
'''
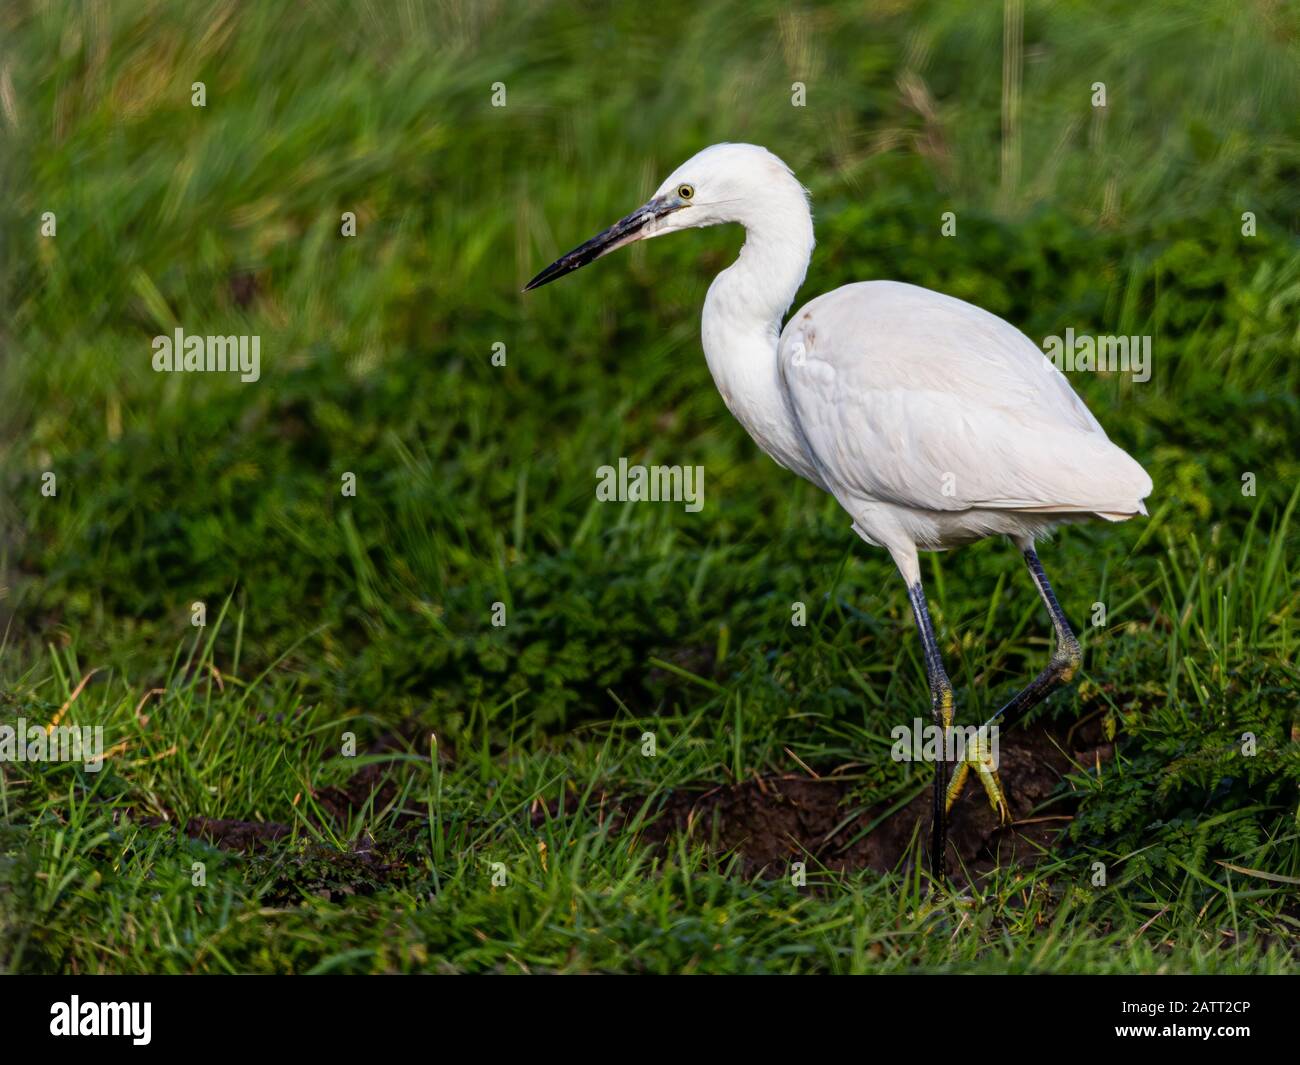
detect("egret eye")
[677,183,694,200]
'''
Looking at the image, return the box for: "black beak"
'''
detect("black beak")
[524,195,681,291]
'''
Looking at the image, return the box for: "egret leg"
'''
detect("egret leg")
[987,544,1082,729]
[905,582,954,882]
[944,544,1082,816]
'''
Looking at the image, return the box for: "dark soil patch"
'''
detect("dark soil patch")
[136,725,439,903]
[185,816,291,852]
[228,270,260,308]
[312,720,438,826]
[539,717,1112,884]
[136,721,437,860]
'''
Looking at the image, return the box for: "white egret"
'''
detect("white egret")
[525,143,1151,881]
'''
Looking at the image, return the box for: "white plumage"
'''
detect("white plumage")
[526,142,1152,881]
[779,282,1152,556]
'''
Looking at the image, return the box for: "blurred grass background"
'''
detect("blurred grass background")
[1,0,1298,973]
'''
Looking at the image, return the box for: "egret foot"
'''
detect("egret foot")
[944,731,1009,823]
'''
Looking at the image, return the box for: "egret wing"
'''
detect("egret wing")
[778,282,1151,514]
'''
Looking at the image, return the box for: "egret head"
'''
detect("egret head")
[524,143,809,291]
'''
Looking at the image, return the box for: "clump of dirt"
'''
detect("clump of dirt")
[228,270,259,308]
[312,721,438,826]
[690,718,1105,880]
[184,816,292,852]
[133,720,437,860]
[539,717,1112,883]
[135,725,439,903]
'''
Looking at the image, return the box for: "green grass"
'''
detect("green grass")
[1,0,1298,973]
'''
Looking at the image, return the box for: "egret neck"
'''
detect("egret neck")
[699,179,817,483]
